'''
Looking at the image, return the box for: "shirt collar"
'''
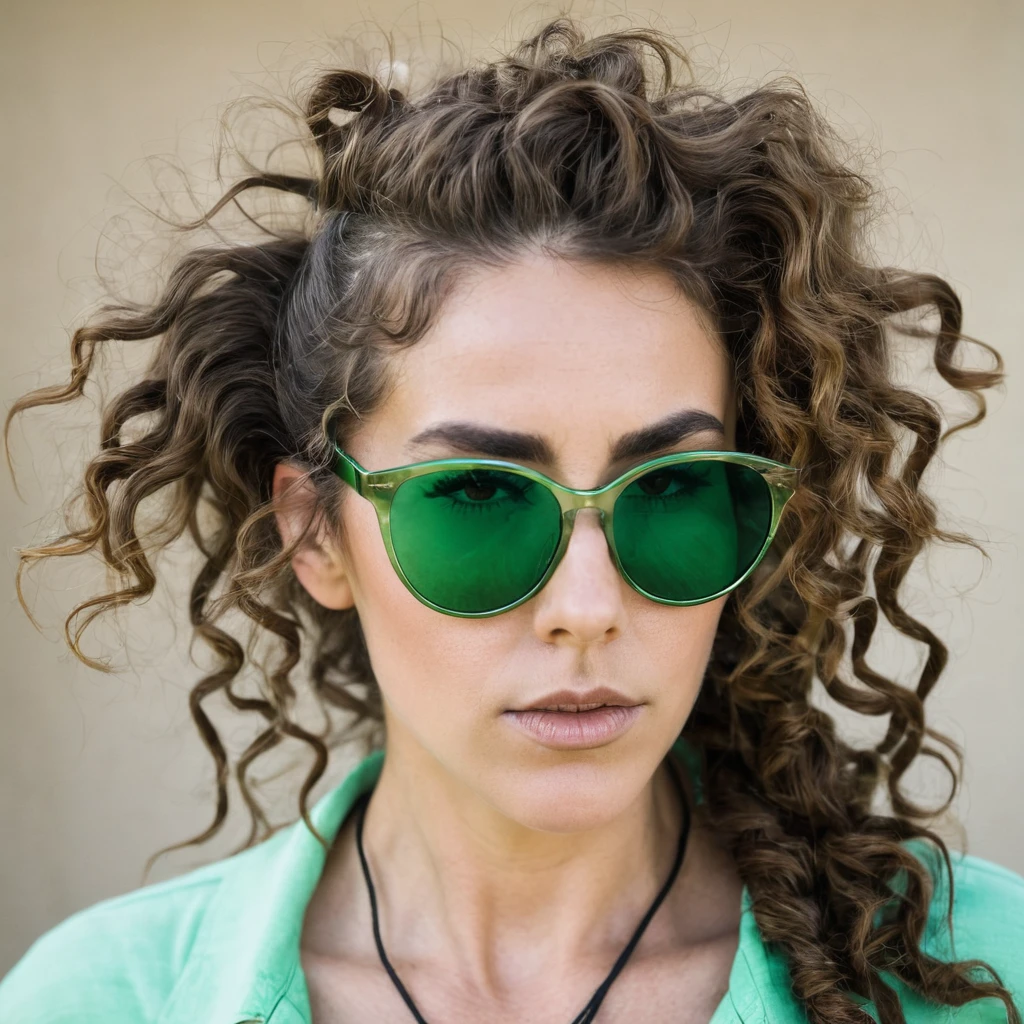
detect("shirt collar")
[157,748,384,1024]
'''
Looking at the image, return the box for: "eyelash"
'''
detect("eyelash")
[423,471,532,507]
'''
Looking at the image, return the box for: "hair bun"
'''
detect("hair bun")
[308,69,398,127]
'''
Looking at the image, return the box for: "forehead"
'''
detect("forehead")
[366,253,734,459]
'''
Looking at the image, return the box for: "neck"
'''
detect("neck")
[353,731,690,995]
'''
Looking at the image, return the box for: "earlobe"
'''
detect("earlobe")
[272,462,356,611]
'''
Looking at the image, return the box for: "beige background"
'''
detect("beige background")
[2,0,1022,979]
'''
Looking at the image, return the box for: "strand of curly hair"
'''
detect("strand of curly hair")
[5,16,1017,1024]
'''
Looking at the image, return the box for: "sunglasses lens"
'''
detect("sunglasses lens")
[390,468,562,613]
[612,460,774,602]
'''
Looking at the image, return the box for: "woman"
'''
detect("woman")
[1,15,1021,1024]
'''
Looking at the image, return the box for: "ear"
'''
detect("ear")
[272,462,355,611]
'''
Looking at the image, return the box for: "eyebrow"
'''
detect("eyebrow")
[406,408,727,467]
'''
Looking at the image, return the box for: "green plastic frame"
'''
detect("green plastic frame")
[331,442,800,618]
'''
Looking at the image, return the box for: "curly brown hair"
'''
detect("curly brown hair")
[4,15,1017,1024]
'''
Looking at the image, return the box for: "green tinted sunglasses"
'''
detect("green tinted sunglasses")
[330,441,799,618]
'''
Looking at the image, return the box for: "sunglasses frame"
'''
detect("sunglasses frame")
[330,441,800,618]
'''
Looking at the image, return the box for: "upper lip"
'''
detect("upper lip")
[509,686,640,712]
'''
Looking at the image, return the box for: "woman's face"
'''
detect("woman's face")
[288,252,736,832]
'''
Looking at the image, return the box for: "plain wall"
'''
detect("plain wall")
[2,0,1022,978]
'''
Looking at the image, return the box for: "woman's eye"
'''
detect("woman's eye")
[461,480,497,501]
[424,471,528,503]
[637,467,711,497]
[639,472,673,496]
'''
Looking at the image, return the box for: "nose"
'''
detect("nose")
[530,508,624,644]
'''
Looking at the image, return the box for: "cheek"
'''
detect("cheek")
[340,495,499,733]
[639,595,726,713]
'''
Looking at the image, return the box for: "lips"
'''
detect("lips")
[502,702,643,749]
[534,702,614,712]
[511,685,639,713]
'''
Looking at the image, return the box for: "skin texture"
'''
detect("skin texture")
[273,253,745,1022]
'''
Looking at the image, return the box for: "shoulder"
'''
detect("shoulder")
[0,751,382,1024]
[739,841,1024,1024]
[896,840,1024,1022]
[0,844,259,1024]
[909,839,1024,953]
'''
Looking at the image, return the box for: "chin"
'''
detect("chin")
[488,764,642,833]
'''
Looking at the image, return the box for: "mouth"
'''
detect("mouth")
[502,696,643,749]
[528,702,626,712]
[507,686,640,714]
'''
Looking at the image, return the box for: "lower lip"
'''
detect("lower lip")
[501,705,642,749]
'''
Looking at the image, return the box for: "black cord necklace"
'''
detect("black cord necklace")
[353,754,691,1023]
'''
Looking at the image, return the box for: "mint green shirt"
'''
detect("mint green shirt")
[2,737,1023,1023]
